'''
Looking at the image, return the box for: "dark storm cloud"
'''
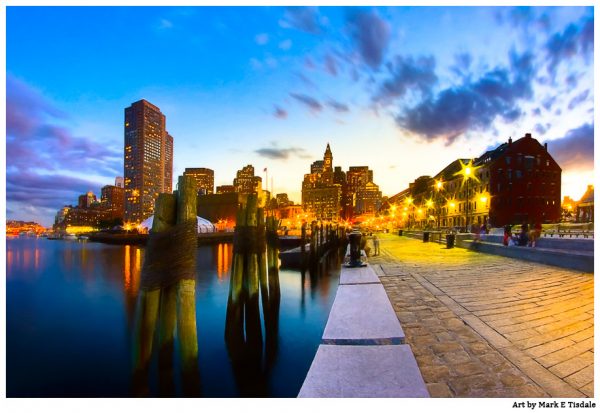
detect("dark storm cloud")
[546,123,594,170]
[545,13,594,78]
[290,93,323,112]
[254,145,311,160]
[395,50,536,144]
[283,7,321,34]
[373,55,437,105]
[6,74,122,213]
[347,9,391,70]
[273,105,288,119]
[567,89,590,110]
[327,100,350,113]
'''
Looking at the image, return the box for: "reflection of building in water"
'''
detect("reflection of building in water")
[216,243,233,281]
[124,245,142,297]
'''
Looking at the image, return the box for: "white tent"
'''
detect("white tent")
[139,215,216,234]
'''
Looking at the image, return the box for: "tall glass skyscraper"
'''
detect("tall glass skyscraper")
[124,99,173,223]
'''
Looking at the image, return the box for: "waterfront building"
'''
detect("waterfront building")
[78,191,97,209]
[101,184,125,221]
[184,167,215,195]
[576,185,594,223]
[124,99,174,224]
[233,165,262,195]
[390,133,562,229]
[302,144,342,221]
[197,192,247,230]
[276,193,292,207]
[355,181,383,215]
[216,185,236,194]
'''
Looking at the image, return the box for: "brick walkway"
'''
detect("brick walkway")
[368,234,594,398]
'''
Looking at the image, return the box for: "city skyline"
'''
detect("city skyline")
[6,5,595,226]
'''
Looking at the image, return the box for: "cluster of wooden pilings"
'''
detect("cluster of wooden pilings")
[300,221,346,268]
[132,175,200,396]
[224,194,281,396]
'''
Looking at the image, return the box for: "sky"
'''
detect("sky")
[5,5,595,226]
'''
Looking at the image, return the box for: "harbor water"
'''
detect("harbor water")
[6,237,340,397]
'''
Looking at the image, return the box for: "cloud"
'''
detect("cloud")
[567,89,590,110]
[373,55,437,105]
[282,7,321,34]
[545,14,594,78]
[254,145,312,160]
[534,123,551,136]
[347,9,391,70]
[273,105,288,119]
[6,74,122,220]
[324,54,338,76]
[327,100,350,113]
[279,39,292,50]
[255,33,269,45]
[290,93,322,112]
[158,19,173,29]
[395,50,536,144]
[546,123,593,170]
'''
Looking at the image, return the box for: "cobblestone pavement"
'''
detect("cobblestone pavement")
[368,234,594,398]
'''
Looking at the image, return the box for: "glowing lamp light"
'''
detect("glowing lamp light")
[426,200,433,208]
[436,181,443,190]
[450,202,456,208]
[480,196,488,203]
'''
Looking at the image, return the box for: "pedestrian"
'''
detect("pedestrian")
[529,221,542,247]
[372,234,380,256]
[503,224,512,246]
[518,222,529,246]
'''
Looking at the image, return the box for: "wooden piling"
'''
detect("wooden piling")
[175,175,200,396]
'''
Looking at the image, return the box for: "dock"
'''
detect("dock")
[298,263,429,398]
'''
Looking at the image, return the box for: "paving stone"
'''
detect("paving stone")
[564,365,593,389]
[298,344,429,398]
[339,264,381,285]
[368,234,593,398]
[426,382,453,397]
[420,365,451,382]
[500,372,527,387]
[452,362,486,377]
[441,350,472,365]
[322,283,405,345]
[431,342,463,355]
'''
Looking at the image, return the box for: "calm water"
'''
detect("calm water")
[6,237,340,397]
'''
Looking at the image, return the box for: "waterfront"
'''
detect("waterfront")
[6,237,340,397]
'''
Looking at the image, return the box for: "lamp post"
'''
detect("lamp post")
[435,180,443,229]
[456,161,474,233]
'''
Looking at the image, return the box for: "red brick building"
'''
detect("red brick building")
[481,133,562,226]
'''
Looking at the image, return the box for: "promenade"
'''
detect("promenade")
[369,233,594,398]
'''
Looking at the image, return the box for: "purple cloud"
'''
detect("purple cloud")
[545,13,594,78]
[347,9,391,70]
[546,123,594,170]
[396,50,536,144]
[283,7,321,34]
[254,145,311,160]
[290,93,322,112]
[567,89,590,110]
[6,74,122,222]
[373,55,437,105]
[327,100,349,113]
[273,105,288,119]
[324,54,338,76]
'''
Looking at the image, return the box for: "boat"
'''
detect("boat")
[64,234,78,241]
[78,235,90,241]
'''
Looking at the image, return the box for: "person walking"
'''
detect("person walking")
[372,234,380,256]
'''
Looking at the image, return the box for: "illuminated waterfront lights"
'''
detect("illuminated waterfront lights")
[426,200,433,208]
[436,180,443,190]
[480,196,488,203]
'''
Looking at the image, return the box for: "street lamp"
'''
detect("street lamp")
[456,160,479,232]
[434,179,444,229]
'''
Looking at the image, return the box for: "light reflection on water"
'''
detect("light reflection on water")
[6,237,340,397]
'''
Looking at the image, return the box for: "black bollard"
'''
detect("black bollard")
[346,229,364,267]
